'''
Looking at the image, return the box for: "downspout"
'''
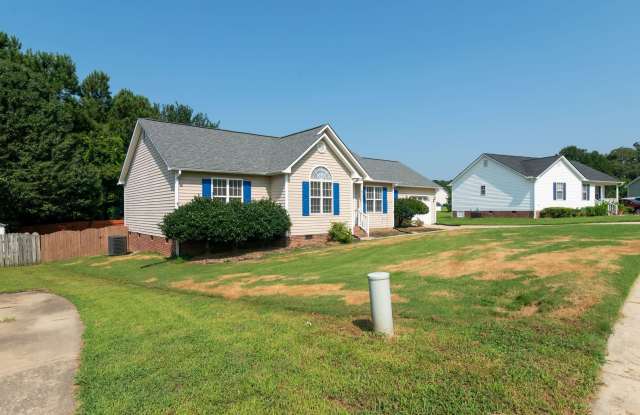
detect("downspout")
[174,170,181,256]
[284,173,290,238]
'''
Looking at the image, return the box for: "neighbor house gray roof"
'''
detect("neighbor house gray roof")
[484,153,619,182]
[357,156,440,188]
[135,119,439,187]
[139,118,324,174]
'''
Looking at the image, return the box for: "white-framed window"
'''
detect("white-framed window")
[554,182,566,200]
[582,183,590,201]
[595,186,602,200]
[212,178,243,203]
[310,167,332,214]
[366,186,383,213]
[480,185,486,196]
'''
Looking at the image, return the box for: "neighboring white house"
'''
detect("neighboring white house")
[628,176,640,198]
[118,119,441,255]
[0,223,5,235]
[451,153,621,218]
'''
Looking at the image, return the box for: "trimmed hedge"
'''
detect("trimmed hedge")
[395,198,429,227]
[539,202,610,218]
[160,197,291,246]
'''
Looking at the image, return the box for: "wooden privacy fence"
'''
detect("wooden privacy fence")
[0,233,40,266]
[40,225,128,263]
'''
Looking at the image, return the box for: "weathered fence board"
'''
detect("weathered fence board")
[40,225,127,263]
[0,233,40,267]
[0,225,128,266]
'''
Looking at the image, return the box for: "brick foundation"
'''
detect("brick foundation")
[288,234,329,248]
[464,210,534,218]
[128,232,175,257]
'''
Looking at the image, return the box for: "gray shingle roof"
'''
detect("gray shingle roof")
[136,119,439,187]
[357,156,440,188]
[140,119,324,174]
[484,153,619,182]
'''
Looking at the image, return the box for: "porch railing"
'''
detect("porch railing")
[355,210,370,237]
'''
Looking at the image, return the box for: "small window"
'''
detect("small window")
[483,159,488,167]
[595,186,602,200]
[554,182,566,200]
[582,183,590,201]
[366,186,384,213]
[480,185,486,196]
[211,178,243,203]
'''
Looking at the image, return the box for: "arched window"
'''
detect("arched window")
[311,166,332,181]
[310,167,333,214]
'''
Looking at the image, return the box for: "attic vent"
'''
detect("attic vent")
[317,142,327,153]
[483,159,488,167]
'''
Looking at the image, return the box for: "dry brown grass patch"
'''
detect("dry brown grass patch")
[430,290,456,298]
[384,239,640,317]
[171,274,407,305]
[90,254,162,267]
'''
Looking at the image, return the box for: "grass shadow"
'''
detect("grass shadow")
[352,318,374,332]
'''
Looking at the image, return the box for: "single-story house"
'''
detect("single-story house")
[451,153,621,218]
[118,119,441,255]
[627,176,640,197]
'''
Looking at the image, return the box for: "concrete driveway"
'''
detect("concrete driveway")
[592,277,640,415]
[0,292,83,415]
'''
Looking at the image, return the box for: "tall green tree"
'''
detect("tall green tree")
[0,31,217,227]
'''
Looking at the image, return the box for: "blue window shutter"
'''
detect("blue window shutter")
[553,182,557,201]
[202,178,211,198]
[302,181,310,216]
[333,183,340,215]
[587,184,590,200]
[563,183,567,200]
[243,180,252,204]
[393,188,398,202]
[383,187,388,213]
[362,186,367,213]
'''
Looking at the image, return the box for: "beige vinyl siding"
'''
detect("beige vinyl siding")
[397,187,436,199]
[178,172,270,206]
[289,142,354,236]
[124,135,175,236]
[365,182,394,229]
[269,175,286,207]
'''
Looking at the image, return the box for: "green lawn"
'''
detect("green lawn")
[437,210,640,225]
[1,225,640,414]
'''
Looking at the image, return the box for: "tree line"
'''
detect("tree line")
[0,32,218,228]
[559,144,640,194]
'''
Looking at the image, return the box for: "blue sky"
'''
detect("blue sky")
[3,1,639,179]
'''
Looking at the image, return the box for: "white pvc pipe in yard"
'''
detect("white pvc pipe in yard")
[367,272,394,336]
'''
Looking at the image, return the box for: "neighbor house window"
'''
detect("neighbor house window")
[310,167,332,214]
[366,186,383,213]
[554,182,566,200]
[480,185,486,196]
[212,178,243,203]
[595,186,602,200]
[582,183,590,201]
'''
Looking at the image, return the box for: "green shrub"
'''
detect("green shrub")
[328,222,353,243]
[161,197,291,246]
[593,202,609,216]
[394,198,429,227]
[539,207,576,218]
